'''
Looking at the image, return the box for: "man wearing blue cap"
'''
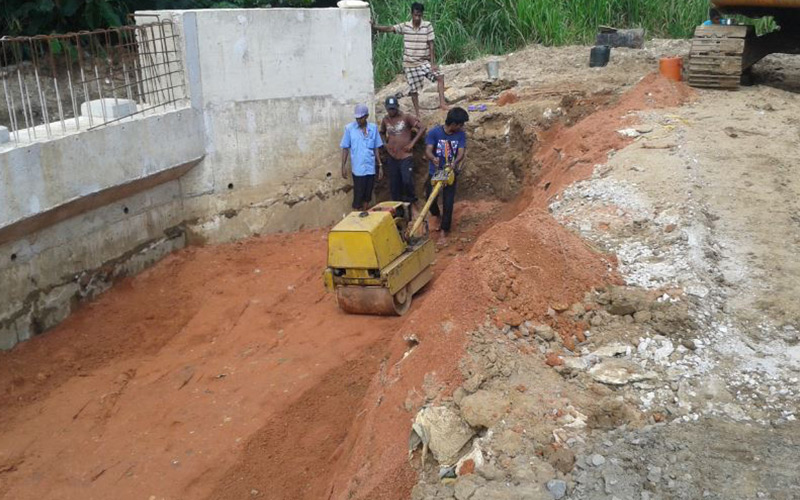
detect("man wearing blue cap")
[341,103,384,211]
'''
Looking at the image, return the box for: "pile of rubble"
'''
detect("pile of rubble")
[407,142,799,499]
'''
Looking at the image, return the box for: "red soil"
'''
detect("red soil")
[532,73,695,208]
[0,73,693,500]
[326,73,695,499]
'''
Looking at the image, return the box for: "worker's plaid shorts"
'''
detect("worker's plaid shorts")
[403,62,441,95]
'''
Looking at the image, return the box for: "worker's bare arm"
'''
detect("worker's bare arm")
[371,20,396,34]
[425,144,440,168]
[341,149,350,179]
[406,122,427,154]
[454,147,466,172]
[374,148,384,181]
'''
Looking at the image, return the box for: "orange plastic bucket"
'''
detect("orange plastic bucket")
[659,57,683,82]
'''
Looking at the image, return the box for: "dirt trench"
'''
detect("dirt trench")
[0,107,538,500]
[374,106,537,206]
[0,71,667,500]
[199,87,613,500]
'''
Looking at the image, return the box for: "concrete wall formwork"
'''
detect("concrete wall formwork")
[0,6,375,349]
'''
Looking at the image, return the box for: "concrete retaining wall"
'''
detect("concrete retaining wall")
[0,108,203,348]
[0,6,374,349]
[161,7,374,243]
[0,108,203,245]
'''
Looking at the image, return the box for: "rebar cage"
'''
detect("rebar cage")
[1,18,186,145]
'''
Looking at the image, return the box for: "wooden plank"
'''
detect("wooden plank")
[692,59,743,66]
[688,81,740,89]
[691,50,744,56]
[689,69,742,75]
[689,56,743,63]
[691,51,744,58]
[689,75,740,82]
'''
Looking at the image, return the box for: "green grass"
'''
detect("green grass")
[370,0,775,88]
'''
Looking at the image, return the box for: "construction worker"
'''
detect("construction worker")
[380,96,426,204]
[424,107,469,242]
[341,103,384,211]
[703,8,723,25]
[372,2,447,117]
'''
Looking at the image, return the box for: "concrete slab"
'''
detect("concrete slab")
[0,107,203,236]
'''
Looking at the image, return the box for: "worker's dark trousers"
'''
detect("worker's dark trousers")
[425,174,457,233]
[388,156,417,202]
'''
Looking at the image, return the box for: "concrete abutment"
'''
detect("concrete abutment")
[0,6,374,348]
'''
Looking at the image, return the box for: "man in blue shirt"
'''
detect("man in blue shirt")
[703,8,722,25]
[341,103,384,211]
[424,107,469,237]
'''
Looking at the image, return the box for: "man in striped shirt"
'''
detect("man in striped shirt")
[373,2,447,117]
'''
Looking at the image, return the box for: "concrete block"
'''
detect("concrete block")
[0,126,9,144]
[80,98,137,120]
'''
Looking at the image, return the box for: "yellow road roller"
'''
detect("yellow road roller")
[324,168,454,315]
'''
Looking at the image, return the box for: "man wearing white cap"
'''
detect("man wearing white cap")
[341,103,384,211]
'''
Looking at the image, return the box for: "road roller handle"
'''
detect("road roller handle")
[406,167,454,239]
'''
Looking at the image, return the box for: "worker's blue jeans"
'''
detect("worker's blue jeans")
[425,173,457,233]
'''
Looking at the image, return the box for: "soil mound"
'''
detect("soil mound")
[321,75,695,500]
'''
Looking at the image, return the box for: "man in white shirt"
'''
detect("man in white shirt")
[373,2,448,116]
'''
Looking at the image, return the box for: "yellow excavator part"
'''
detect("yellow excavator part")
[689,0,800,89]
[714,0,800,7]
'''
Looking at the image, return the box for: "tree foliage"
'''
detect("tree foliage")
[1,0,315,37]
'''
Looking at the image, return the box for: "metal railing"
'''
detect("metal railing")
[1,19,186,145]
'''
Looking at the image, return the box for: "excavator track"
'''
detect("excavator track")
[688,25,752,89]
